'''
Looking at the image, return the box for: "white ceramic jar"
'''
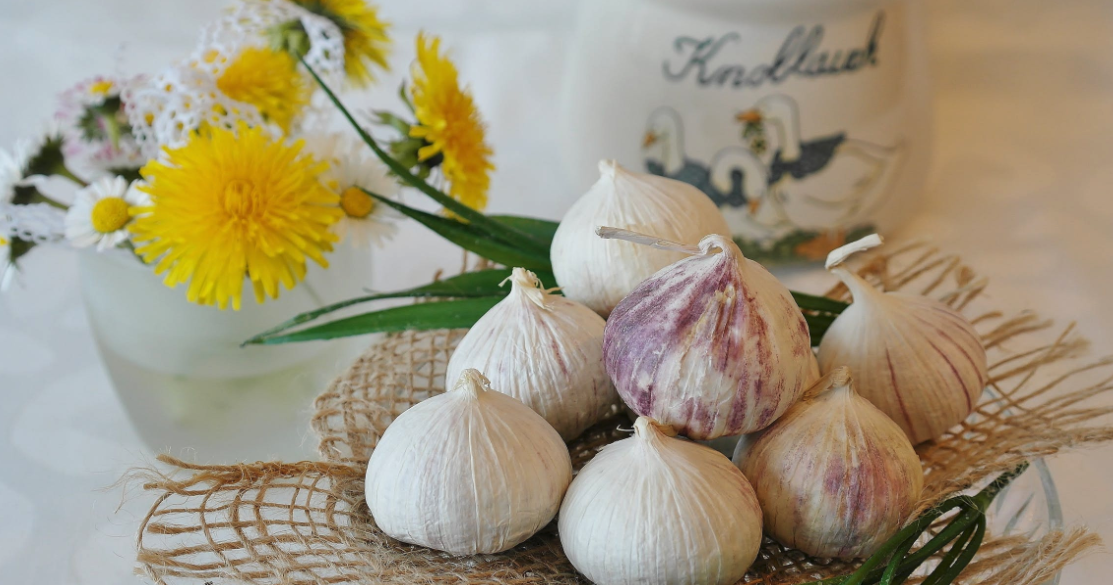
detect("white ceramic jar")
[560,0,932,262]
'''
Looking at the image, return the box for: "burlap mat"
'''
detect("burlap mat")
[131,242,1111,585]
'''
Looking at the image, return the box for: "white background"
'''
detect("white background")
[2,0,1113,583]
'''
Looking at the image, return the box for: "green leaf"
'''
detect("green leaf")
[398,80,415,113]
[297,56,549,254]
[792,291,849,315]
[252,297,503,344]
[488,214,560,247]
[244,268,557,345]
[372,110,413,135]
[367,191,553,271]
[805,312,838,346]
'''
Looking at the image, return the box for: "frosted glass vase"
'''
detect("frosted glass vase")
[78,244,374,463]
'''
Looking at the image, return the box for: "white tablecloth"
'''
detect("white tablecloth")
[2,0,1112,582]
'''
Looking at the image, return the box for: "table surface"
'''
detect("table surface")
[2,0,1113,583]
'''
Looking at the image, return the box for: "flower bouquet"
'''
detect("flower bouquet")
[0,0,518,460]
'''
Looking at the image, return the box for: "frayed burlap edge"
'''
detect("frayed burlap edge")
[131,242,1112,585]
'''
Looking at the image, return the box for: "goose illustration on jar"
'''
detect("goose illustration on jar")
[560,0,932,263]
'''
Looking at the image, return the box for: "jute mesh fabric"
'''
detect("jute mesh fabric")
[133,242,1110,585]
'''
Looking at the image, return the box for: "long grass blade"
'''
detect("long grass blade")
[793,291,850,314]
[251,297,503,344]
[368,191,552,271]
[487,214,560,246]
[243,269,547,345]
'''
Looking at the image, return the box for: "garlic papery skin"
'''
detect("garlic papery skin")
[602,230,817,440]
[733,367,923,559]
[365,369,573,555]
[559,417,763,585]
[446,267,618,441]
[817,236,989,444]
[551,159,731,317]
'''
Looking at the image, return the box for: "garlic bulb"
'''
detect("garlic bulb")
[446,267,618,441]
[551,159,731,317]
[602,228,818,440]
[733,367,923,559]
[559,417,763,585]
[365,369,573,555]
[818,235,988,444]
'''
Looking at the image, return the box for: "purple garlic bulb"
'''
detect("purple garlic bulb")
[603,232,818,440]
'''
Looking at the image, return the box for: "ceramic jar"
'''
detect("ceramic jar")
[560,0,932,262]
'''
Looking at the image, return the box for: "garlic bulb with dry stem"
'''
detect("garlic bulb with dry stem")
[365,369,572,555]
[551,160,731,317]
[818,235,989,444]
[559,417,763,585]
[733,367,923,559]
[602,228,818,440]
[446,267,618,441]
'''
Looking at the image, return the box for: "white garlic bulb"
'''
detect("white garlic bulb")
[447,267,618,441]
[602,228,818,440]
[733,367,923,559]
[551,160,731,317]
[818,235,988,444]
[559,417,763,585]
[365,369,573,555]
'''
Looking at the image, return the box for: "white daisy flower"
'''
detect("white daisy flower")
[64,176,143,251]
[55,76,147,177]
[306,133,400,249]
[0,234,14,291]
[1,140,33,204]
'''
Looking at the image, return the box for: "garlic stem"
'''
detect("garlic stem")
[830,267,887,303]
[598,158,620,178]
[596,226,704,256]
[801,366,853,400]
[633,417,679,439]
[825,234,887,301]
[828,365,851,388]
[596,227,741,262]
[501,267,552,310]
[825,233,884,270]
[453,368,488,400]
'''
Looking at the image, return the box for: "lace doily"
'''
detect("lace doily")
[125,0,345,156]
[124,64,270,157]
[1,203,66,245]
[199,0,347,82]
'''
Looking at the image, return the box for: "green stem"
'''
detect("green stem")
[52,163,88,188]
[296,55,549,254]
[26,187,70,210]
[921,517,985,585]
[837,498,974,585]
[102,113,123,152]
[972,461,1029,508]
[877,530,922,585]
[921,520,979,585]
[806,462,1030,585]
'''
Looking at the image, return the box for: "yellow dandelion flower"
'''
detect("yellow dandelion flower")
[409,33,495,212]
[130,123,342,310]
[292,0,390,87]
[216,47,311,133]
